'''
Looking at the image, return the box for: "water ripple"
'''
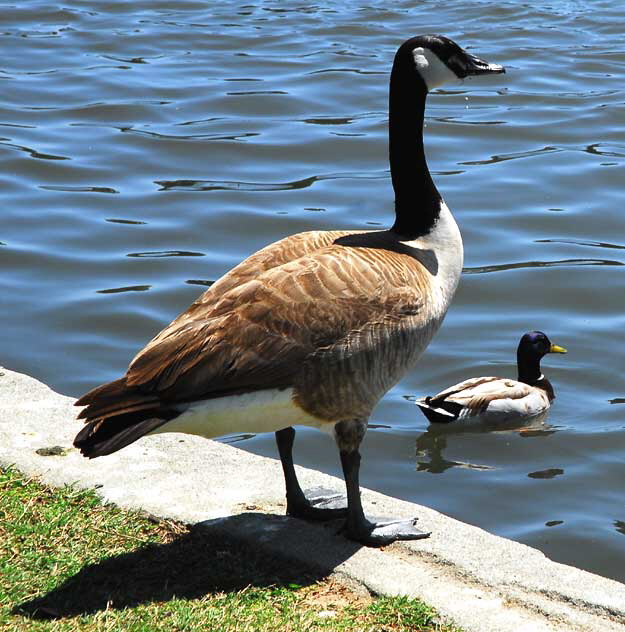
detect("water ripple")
[0,122,36,129]
[583,143,625,157]
[225,90,288,96]
[177,117,225,127]
[40,185,119,194]
[307,68,385,76]
[528,468,565,479]
[155,171,388,192]
[463,258,624,275]
[100,55,160,64]
[106,218,147,225]
[460,146,561,166]
[432,116,506,126]
[185,279,215,287]
[503,88,621,100]
[0,141,68,161]
[302,116,353,125]
[96,285,152,294]
[536,238,625,251]
[120,127,259,142]
[126,251,205,258]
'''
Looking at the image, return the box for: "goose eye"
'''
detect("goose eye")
[447,54,463,72]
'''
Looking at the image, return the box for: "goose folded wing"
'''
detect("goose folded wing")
[123,244,427,405]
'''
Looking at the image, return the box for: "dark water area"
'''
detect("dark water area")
[2,1,625,581]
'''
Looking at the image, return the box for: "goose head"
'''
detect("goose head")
[395,34,505,92]
[388,35,504,238]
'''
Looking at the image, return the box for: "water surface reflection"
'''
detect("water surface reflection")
[414,413,552,475]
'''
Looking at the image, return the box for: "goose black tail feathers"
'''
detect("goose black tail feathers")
[73,409,178,458]
[73,377,179,458]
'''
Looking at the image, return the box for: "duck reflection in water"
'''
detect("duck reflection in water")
[414,411,555,474]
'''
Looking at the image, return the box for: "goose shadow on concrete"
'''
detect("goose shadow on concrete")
[14,511,362,621]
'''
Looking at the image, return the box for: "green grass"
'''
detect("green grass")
[0,466,459,631]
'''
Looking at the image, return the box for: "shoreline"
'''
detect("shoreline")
[1,366,624,632]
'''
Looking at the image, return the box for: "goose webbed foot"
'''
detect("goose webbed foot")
[286,486,347,522]
[335,420,430,547]
[342,515,430,547]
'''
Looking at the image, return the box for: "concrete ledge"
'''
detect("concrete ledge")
[1,367,624,632]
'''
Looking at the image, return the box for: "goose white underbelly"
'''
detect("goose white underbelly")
[147,387,327,440]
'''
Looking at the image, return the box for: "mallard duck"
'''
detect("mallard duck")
[416,331,567,424]
[74,35,504,546]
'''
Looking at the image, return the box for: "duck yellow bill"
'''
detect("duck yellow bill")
[550,344,567,354]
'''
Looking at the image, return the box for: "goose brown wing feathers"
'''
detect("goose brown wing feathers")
[78,232,432,423]
[128,242,428,395]
[76,231,346,421]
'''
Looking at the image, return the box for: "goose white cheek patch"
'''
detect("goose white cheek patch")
[412,47,459,90]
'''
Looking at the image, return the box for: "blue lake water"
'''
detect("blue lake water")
[2,0,624,581]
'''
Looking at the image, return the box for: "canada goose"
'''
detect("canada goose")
[416,331,567,424]
[74,35,504,546]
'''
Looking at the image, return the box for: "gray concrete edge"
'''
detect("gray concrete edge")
[1,366,624,632]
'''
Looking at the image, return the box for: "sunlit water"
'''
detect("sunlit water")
[2,1,624,581]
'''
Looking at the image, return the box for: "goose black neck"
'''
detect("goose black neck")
[517,350,543,385]
[389,53,441,239]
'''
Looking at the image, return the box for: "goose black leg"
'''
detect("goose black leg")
[275,426,347,521]
[335,419,430,546]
